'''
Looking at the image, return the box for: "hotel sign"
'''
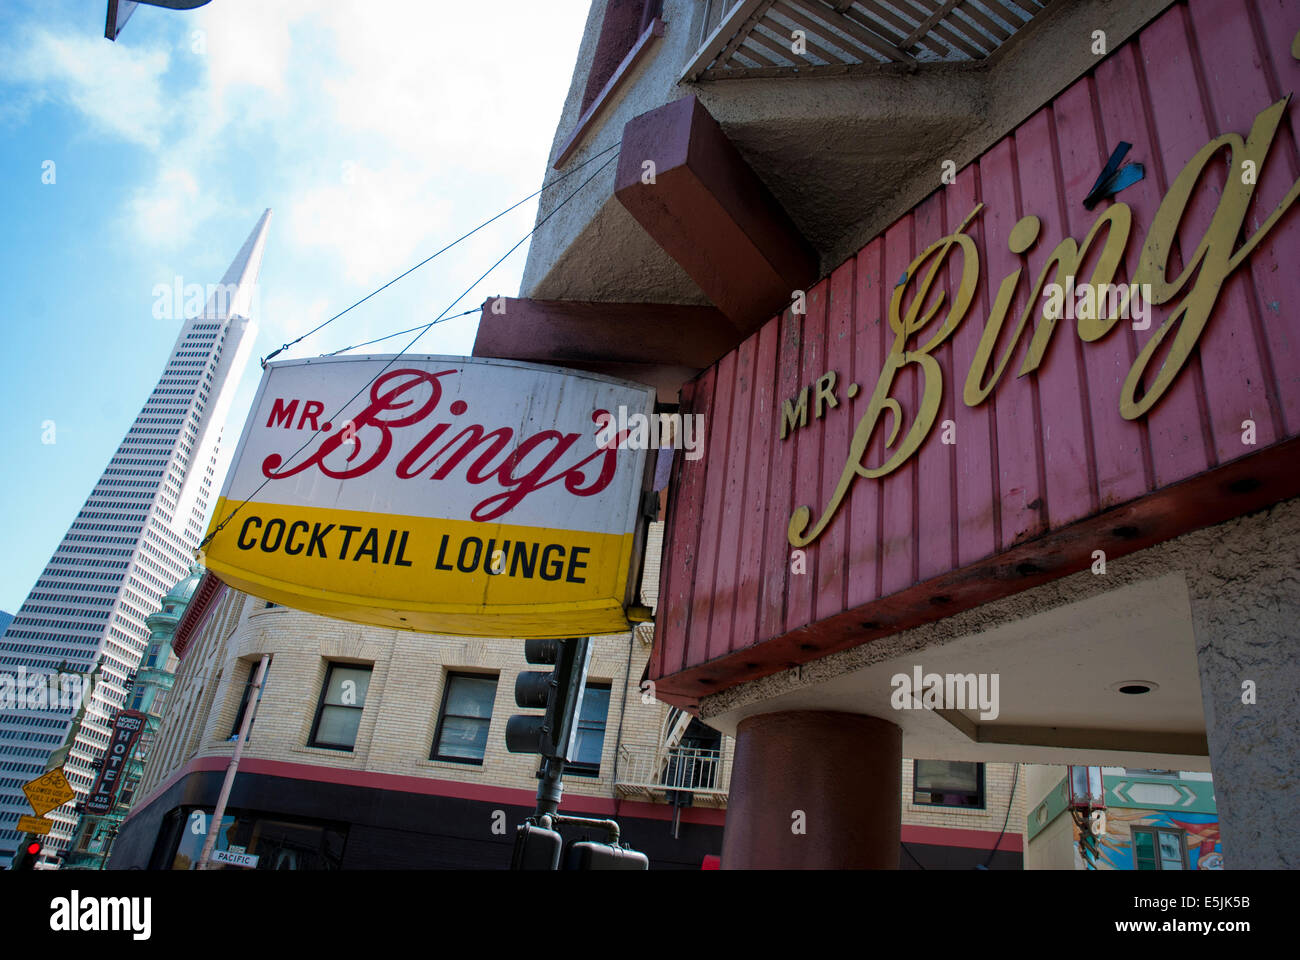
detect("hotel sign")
[85,711,146,815]
[203,356,656,638]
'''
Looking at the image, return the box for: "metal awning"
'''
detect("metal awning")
[683,0,1055,81]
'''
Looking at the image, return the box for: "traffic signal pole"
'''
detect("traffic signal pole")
[534,756,565,818]
[505,636,650,870]
[527,637,590,818]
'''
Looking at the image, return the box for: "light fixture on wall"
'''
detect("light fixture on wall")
[1067,765,1107,871]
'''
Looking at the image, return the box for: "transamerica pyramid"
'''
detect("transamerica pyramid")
[0,210,271,865]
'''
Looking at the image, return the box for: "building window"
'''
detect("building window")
[913,760,985,808]
[1132,826,1187,870]
[580,0,663,114]
[230,661,269,740]
[308,663,371,751]
[431,673,498,764]
[565,683,611,778]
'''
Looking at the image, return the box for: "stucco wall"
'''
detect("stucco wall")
[1026,807,1081,871]
[519,0,713,304]
[1184,501,1299,869]
[518,0,1179,305]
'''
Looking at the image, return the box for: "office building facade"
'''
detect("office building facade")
[0,211,269,863]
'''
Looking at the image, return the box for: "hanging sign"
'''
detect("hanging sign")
[202,356,656,638]
[84,711,147,815]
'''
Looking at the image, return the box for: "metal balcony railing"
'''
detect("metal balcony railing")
[616,742,731,802]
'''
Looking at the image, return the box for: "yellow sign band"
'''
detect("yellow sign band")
[203,498,637,638]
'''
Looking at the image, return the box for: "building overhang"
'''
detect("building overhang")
[696,570,1219,772]
[471,295,742,400]
[645,0,1300,768]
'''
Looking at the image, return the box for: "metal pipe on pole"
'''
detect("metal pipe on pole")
[196,654,269,870]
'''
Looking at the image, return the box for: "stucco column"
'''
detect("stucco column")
[1185,501,1300,868]
[721,711,901,869]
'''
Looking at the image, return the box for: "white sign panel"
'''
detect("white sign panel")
[212,849,259,868]
[203,355,656,637]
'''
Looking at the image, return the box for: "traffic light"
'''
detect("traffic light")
[511,823,562,870]
[14,840,42,870]
[505,638,591,759]
[563,839,650,870]
[512,819,650,871]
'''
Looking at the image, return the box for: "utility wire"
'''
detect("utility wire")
[259,140,621,367]
[981,761,1020,869]
[321,308,479,357]
[199,151,620,556]
[325,285,811,377]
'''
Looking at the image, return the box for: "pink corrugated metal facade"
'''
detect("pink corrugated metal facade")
[653,0,1300,702]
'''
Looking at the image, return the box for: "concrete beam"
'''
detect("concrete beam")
[614,95,817,332]
[471,296,740,400]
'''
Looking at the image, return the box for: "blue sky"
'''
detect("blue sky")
[0,0,592,613]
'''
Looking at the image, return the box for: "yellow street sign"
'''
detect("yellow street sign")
[23,768,74,817]
[16,815,52,836]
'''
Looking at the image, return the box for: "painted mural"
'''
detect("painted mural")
[1074,809,1223,870]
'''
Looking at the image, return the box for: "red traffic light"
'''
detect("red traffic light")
[25,841,41,856]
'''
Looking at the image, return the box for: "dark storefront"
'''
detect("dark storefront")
[113,764,723,871]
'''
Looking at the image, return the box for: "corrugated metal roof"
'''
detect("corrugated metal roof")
[685,0,1053,81]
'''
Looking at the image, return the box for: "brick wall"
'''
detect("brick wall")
[136,524,713,808]
[137,523,1018,850]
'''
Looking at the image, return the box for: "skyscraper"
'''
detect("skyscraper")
[0,210,270,864]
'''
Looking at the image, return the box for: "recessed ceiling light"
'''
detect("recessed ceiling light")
[1110,679,1159,694]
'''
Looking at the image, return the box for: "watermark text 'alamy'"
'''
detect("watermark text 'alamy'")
[595,406,705,461]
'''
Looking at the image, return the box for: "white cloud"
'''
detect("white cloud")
[310,2,584,182]
[129,164,217,241]
[0,28,173,148]
[259,291,328,345]
[288,160,453,285]
[3,0,592,347]
[197,0,308,102]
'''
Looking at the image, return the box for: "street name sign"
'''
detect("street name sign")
[16,815,53,835]
[211,849,259,868]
